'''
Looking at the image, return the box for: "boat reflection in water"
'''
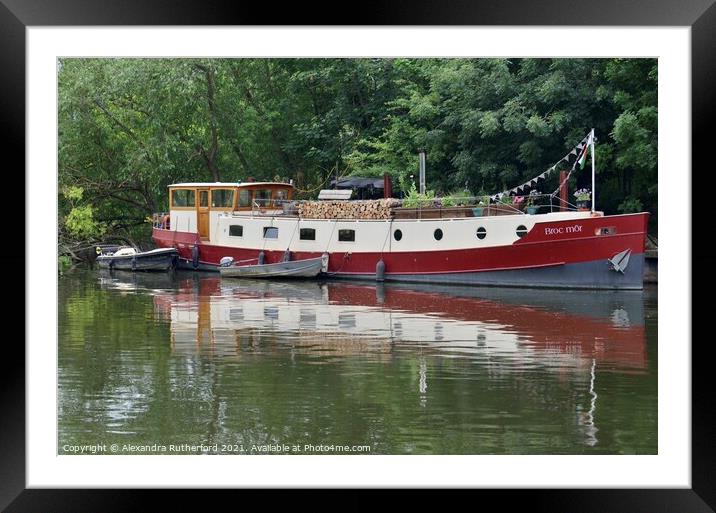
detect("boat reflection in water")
[99,270,649,451]
[144,275,645,368]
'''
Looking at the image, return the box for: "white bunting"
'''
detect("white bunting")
[483,131,591,202]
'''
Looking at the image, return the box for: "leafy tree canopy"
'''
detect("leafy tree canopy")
[58,57,657,246]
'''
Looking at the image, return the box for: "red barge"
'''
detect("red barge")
[152,133,649,289]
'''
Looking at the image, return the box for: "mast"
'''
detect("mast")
[418,148,426,195]
[591,128,596,212]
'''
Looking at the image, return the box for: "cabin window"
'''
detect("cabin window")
[394,229,403,241]
[238,189,251,208]
[171,189,195,207]
[211,189,234,208]
[255,189,272,207]
[596,226,617,236]
[273,188,288,206]
[516,225,528,238]
[434,228,443,241]
[338,229,355,242]
[229,225,243,237]
[476,227,487,240]
[263,226,279,239]
[300,228,316,241]
[199,190,209,207]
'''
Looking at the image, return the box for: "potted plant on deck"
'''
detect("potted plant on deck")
[472,191,490,217]
[526,190,541,215]
[574,188,591,210]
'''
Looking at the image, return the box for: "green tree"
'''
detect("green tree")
[58,57,658,253]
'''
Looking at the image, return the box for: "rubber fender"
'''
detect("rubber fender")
[376,259,386,282]
[192,245,199,269]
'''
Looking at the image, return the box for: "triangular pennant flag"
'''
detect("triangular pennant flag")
[576,142,589,170]
[570,148,578,156]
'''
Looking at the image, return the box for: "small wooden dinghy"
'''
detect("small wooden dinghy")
[96,247,178,272]
[219,254,327,279]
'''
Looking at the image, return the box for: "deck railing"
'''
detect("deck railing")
[151,212,171,229]
[152,193,589,224]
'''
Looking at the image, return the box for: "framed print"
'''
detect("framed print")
[3,0,714,511]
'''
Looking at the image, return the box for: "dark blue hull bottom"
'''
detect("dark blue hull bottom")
[178,255,644,290]
[338,255,645,290]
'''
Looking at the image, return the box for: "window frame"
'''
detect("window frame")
[211,188,236,209]
[170,188,196,209]
[338,229,356,242]
[300,228,316,241]
[263,226,279,239]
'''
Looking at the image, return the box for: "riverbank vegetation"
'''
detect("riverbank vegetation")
[59,58,657,257]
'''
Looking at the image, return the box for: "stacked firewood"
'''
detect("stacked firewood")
[298,199,402,219]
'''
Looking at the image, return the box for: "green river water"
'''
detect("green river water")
[58,268,657,455]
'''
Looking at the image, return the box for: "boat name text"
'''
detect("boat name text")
[544,224,583,236]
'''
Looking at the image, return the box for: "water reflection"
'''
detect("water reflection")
[117,274,647,372]
[62,270,655,454]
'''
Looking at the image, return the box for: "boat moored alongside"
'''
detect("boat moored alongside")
[219,254,328,279]
[96,247,179,272]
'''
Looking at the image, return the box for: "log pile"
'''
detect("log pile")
[298,199,402,219]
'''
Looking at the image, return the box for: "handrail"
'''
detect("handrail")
[153,192,590,225]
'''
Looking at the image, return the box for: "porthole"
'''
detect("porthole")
[476,227,487,240]
[516,225,528,238]
[434,228,443,241]
[394,229,403,241]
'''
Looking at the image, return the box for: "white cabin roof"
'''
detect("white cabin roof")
[168,182,293,188]
[318,189,353,200]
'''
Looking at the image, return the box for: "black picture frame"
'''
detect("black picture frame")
[3,1,713,510]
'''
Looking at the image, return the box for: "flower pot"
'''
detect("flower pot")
[472,207,484,217]
[576,200,590,210]
[526,206,539,215]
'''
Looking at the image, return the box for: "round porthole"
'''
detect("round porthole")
[394,229,403,241]
[516,225,528,238]
[434,228,443,241]
[476,227,487,240]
